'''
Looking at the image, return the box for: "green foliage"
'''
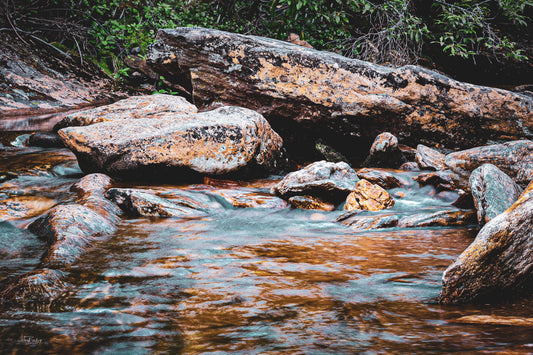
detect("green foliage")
[5,0,531,76]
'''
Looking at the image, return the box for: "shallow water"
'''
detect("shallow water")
[1,133,533,354]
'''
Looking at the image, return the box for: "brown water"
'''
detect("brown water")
[1,130,533,354]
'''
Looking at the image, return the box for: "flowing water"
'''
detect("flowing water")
[1,119,533,354]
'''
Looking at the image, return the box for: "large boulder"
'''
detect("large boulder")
[53,94,197,131]
[438,181,533,304]
[58,106,284,179]
[469,164,523,224]
[271,161,359,202]
[147,27,533,162]
[445,140,533,187]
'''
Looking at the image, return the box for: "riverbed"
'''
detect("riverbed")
[1,116,532,354]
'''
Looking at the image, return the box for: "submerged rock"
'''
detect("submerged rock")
[344,179,395,211]
[445,140,533,187]
[214,190,288,209]
[53,94,197,130]
[59,106,284,179]
[148,27,533,162]
[288,195,335,211]
[338,207,476,230]
[28,204,116,268]
[439,181,533,304]
[415,144,446,171]
[0,269,69,310]
[105,188,210,218]
[469,164,523,224]
[272,161,359,202]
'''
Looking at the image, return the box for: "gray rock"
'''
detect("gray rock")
[272,161,359,202]
[105,188,210,218]
[470,163,523,224]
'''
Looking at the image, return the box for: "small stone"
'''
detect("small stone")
[356,168,402,189]
[288,195,335,211]
[399,162,420,171]
[364,132,404,168]
[344,179,394,211]
[27,132,65,148]
[415,144,446,171]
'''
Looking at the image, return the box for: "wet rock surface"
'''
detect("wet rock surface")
[288,195,335,211]
[439,181,533,304]
[415,144,446,171]
[339,207,476,230]
[0,33,125,118]
[469,164,523,224]
[445,140,533,187]
[344,179,395,212]
[59,106,284,179]
[214,189,288,209]
[272,161,359,202]
[105,188,210,218]
[53,94,198,130]
[148,27,533,162]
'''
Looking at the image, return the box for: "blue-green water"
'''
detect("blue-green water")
[1,136,532,354]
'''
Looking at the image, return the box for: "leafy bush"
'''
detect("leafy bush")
[3,0,531,76]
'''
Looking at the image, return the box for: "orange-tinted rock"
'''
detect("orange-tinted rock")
[148,27,533,158]
[356,168,402,189]
[0,195,56,221]
[105,188,210,217]
[344,179,395,211]
[288,195,335,211]
[59,106,284,179]
[287,33,313,48]
[439,181,533,304]
[272,161,359,202]
[53,94,197,130]
[415,144,446,171]
[445,140,533,187]
[469,164,523,224]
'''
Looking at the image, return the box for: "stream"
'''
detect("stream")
[1,115,532,354]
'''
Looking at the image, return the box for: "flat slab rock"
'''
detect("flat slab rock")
[439,181,533,304]
[272,161,359,202]
[105,188,212,217]
[53,94,197,131]
[338,207,476,230]
[148,27,533,151]
[58,106,284,178]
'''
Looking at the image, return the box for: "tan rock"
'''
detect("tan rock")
[288,195,335,211]
[344,179,394,211]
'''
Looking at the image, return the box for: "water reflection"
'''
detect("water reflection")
[1,137,533,354]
